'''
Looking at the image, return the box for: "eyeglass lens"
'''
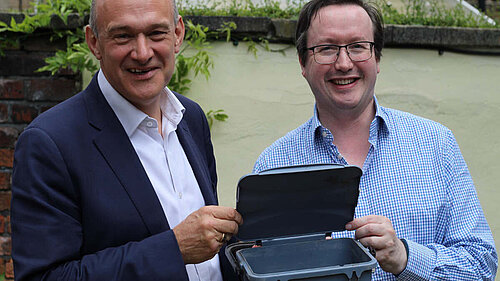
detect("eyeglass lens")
[314,42,372,64]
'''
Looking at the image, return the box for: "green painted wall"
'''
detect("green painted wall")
[84,41,500,260]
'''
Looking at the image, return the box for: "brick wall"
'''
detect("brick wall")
[0,24,82,279]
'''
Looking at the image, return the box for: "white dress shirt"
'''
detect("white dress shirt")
[98,71,222,281]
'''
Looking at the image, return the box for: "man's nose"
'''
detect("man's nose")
[131,34,153,63]
[333,48,354,72]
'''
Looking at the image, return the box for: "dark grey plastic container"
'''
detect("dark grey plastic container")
[226,164,377,281]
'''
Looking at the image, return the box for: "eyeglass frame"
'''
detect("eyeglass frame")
[307,41,375,64]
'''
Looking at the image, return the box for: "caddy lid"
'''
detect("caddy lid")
[236,164,362,241]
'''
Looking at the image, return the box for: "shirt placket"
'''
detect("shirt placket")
[320,127,347,165]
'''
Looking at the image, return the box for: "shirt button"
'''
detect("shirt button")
[146,121,153,127]
[178,192,182,199]
[322,131,327,137]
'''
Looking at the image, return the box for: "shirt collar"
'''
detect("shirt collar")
[373,96,391,135]
[97,70,185,137]
[310,96,391,139]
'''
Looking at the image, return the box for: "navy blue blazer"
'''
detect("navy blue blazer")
[11,75,234,280]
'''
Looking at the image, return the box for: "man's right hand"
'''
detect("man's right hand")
[173,206,243,264]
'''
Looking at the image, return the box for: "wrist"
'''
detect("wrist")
[395,238,409,276]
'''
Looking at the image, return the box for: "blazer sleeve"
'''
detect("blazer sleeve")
[11,127,189,281]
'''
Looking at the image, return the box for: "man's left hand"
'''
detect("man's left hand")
[346,215,407,275]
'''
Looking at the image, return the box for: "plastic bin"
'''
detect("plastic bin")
[226,164,377,281]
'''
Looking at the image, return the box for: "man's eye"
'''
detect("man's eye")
[150,31,167,40]
[317,46,337,53]
[350,43,367,49]
[114,34,132,42]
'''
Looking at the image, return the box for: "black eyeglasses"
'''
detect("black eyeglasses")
[307,41,374,64]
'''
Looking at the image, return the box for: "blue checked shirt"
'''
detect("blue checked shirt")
[253,98,498,280]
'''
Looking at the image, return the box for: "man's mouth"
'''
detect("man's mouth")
[332,78,357,85]
[128,68,155,74]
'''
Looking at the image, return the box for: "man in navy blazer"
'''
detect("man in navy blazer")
[10,0,242,280]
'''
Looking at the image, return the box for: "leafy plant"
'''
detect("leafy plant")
[375,0,497,27]
[169,20,235,126]
[243,37,271,58]
[0,0,96,72]
[37,28,99,75]
[179,0,306,19]
[178,0,498,27]
[0,0,234,127]
[206,109,229,128]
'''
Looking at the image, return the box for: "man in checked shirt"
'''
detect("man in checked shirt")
[253,0,498,279]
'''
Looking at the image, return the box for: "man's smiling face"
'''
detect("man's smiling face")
[301,4,380,117]
[86,0,184,112]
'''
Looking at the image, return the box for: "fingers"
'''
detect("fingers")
[347,215,396,249]
[345,215,386,231]
[215,232,231,243]
[206,205,243,225]
[173,206,242,264]
[346,215,407,275]
[199,206,242,236]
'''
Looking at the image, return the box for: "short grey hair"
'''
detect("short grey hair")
[89,0,179,38]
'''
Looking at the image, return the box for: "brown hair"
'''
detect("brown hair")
[295,0,384,66]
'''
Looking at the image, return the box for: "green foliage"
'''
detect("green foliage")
[243,37,270,58]
[374,0,498,27]
[0,0,95,72]
[218,21,238,42]
[0,0,232,127]
[169,20,236,93]
[179,0,497,27]
[169,21,233,126]
[206,109,229,129]
[179,0,306,19]
[37,28,99,75]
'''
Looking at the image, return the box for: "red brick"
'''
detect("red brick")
[25,78,78,102]
[11,104,38,124]
[0,258,4,276]
[0,192,11,211]
[5,259,13,279]
[0,51,51,77]
[0,80,23,99]
[0,172,11,190]
[0,217,4,234]
[0,149,14,168]
[0,127,19,148]
[0,237,11,255]
[0,216,5,234]
[0,216,9,234]
[0,104,8,123]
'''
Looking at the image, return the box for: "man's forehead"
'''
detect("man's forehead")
[97,0,172,13]
[96,0,174,27]
[313,4,368,23]
[308,4,374,37]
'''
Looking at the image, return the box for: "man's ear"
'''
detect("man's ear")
[174,16,185,54]
[299,55,306,78]
[85,25,102,60]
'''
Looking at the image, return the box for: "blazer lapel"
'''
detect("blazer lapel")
[176,120,218,206]
[84,76,170,235]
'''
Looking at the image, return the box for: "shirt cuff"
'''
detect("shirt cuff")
[396,239,435,280]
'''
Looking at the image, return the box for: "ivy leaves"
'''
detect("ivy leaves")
[0,0,232,128]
